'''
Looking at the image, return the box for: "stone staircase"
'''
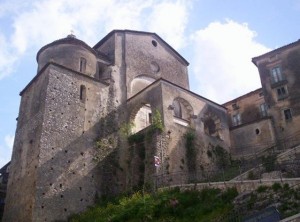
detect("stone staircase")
[231,144,300,182]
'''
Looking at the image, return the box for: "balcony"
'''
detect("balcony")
[270,78,287,89]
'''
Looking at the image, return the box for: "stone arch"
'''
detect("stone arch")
[202,112,222,139]
[130,75,156,95]
[130,103,153,133]
[172,97,194,121]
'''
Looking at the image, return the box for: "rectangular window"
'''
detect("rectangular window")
[276,86,288,100]
[271,67,283,83]
[79,57,86,73]
[232,113,242,126]
[232,103,239,110]
[80,85,86,101]
[148,113,152,124]
[284,109,292,121]
[260,103,268,117]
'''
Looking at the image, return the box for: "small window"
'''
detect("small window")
[260,103,267,117]
[276,86,288,100]
[232,113,242,126]
[173,100,182,118]
[204,118,217,135]
[80,85,86,101]
[79,57,86,73]
[255,129,260,135]
[232,103,239,110]
[284,109,292,121]
[148,113,152,124]
[152,40,157,47]
[271,66,283,83]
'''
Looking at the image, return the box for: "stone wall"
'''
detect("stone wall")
[3,67,49,221]
[32,64,108,221]
[171,178,300,194]
[124,32,189,98]
[224,89,265,127]
[255,43,300,146]
[3,62,123,221]
[230,118,276,156]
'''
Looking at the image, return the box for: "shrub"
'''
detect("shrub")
[262,154,276,172]
[256,185,268,193]
[272,182,282,192]
[247,171,255,180]
[213,145,230,168]
[184,129,197,172]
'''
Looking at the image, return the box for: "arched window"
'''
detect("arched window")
[131,104,152,133]
[173,100,182,118]
[130,76,155,96]
[171,98,194,126]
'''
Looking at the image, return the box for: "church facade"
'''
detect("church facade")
[3,30,300,221]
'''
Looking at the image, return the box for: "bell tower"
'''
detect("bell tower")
[3,35,109,221]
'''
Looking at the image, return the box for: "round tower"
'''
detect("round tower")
[36,34,98,77]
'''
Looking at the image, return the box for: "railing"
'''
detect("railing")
[154,158,300,189]
[270,78,287,88]
[231,130,300,158]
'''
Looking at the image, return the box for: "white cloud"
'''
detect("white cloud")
[0,34,17,80]
[0,135,14,168]
[190,20,271,104]
[5,134,14,149]
[0,146,10,168]
[10,0,191,53]
[0,0,191,80]
[146,0,190,49]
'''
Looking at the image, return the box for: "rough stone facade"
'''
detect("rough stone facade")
[3,30,300,221]
[224,89,276,156]
[253,41,300,148]
[224,39,300,157]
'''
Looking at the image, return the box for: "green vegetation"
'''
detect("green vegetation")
[184,129,197,172]
[256,185,268,193]
[128,133,146,189]
[69,183,300,221]
[261,154,276,172]
[247,171,255,180]
[120,122,135,138]
[151,109,164,132]
[212,145,231,168]
[69,187,238,222]
[241,183,300,219]
[271,182,282,192]
[207,146,241,182]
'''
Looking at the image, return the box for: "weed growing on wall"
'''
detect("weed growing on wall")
[119,122,135,138]
[93,135,118,162]
[151,109,164,132]
[261,154,276,172]
[213,145,230,168]
[184,129,197,172]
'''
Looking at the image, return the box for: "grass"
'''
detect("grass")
[69,187,238,222]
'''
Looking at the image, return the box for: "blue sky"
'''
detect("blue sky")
[1,0,300,168]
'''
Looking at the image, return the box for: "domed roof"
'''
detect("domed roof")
[36,34,97,62]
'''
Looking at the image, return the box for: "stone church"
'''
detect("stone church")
[3,30,300,221]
